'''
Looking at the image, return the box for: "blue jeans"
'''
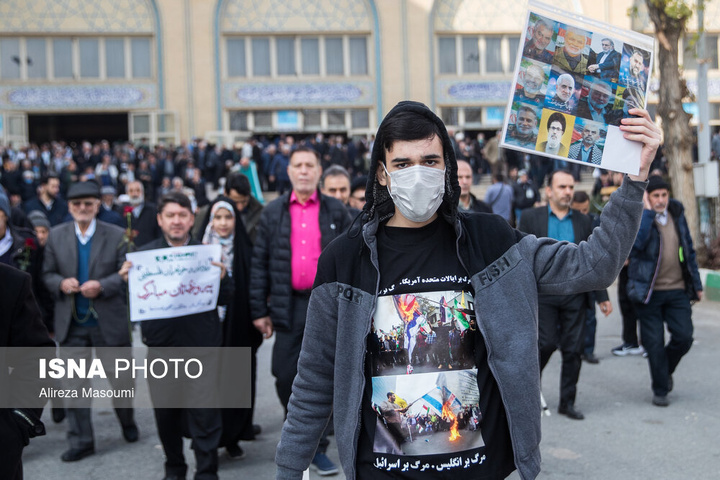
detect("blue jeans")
[635,289,694,396]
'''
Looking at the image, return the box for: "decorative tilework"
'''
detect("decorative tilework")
[221,0,371,32]
[0,0,154,33]
[436,79,512,105]
[223,81,374,108]
[434,0,578,32]
[0,84,158,110]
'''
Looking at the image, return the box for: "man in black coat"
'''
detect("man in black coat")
[123,180,161,247]
[518,170,612,420]
[250,146,350,475]
[0,264,55,480]
[120,191,230,480]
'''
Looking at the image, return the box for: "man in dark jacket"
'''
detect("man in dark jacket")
[518,170,612,420]
[123,180,161,248]
[0,264,55,480]
[22,175,68,227]
[250,146,351,475]
[626,176,703,407]
[274,101,660,480]
[120,191,230,480]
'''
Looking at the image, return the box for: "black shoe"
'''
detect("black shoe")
[668,375,674,392]
[557,404,585,420]
[61,446,95,462]
[253,424,262,436]
[162,476,185,480]
[122,423,139,443]
[226,443,246,459]
[52,407,66,423]
[581,353,600,364]
[652,394,670,407]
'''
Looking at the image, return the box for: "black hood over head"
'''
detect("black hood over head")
[362,101,460,225]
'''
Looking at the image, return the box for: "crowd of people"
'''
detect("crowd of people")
[0,99,702,480]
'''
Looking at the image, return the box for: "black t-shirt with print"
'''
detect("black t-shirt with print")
[355,218,515,479]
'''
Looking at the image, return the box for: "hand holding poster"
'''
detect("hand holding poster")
[501,0,654,175]
[126,244,222,322]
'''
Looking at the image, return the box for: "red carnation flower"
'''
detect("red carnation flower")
[124,206,134,215]
[24,237,37,249]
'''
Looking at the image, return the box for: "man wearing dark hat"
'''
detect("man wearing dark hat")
[42,181,138,462]
[626,176,703,407]
[98,185,125,227]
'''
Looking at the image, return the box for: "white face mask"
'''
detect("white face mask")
[382,163,446,223]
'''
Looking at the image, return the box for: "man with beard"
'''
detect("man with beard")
[522,18,555,64]
[515,64,546,106]
[576,79,615,124]
[506,106,539,149]
[569,121,604,165]
[123,180,160,247]
[552,28,589,74]
[23,175,68,227]
[624,49,648,90]
[546,73,576,113]
[538,112,570,157]
[587,38,621,81]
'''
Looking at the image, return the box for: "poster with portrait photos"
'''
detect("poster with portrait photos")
[500,0,654,175]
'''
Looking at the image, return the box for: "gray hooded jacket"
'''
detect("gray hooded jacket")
[275,101,647,480]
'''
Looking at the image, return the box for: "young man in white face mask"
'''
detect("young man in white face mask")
[275,101,661,480]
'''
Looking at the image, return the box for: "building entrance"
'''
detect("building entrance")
[28,113,129,144]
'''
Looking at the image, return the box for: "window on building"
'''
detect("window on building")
[485,37,503,73]
[79,38,100,78]
[464,107,483,124]
[327,109,346,128]
[438,35,517,75]
[349,37,368,75]
[351,109,370,128]
[131,38,151,78]
[252,38,271,76]
[276,37,295,76]
[438,37,457,74]
[26,38,47,79]
[508,36,521,70]
[0,38,21,79]
[684,34,719,70]
[229,107,372,131]
[254,110,273,128]
[301,38,320,75]
[225,35,369,78]
[53,38,73,78]
[227,38,246,77]
[441,107,459,126]
[105,38,125,78]
[229,110,248,131]
[462,37,480,74]
[303,109,322,128]
[326,37,344,75]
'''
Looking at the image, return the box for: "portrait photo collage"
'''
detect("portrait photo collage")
[501,2,654,174]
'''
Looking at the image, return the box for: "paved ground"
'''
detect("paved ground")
[23,284,720,480]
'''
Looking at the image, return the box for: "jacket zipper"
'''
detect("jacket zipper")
[644,230,662,304]
[350,225,381,479]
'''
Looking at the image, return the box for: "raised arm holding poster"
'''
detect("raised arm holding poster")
[126,244,222,322]
[501,0,654,175]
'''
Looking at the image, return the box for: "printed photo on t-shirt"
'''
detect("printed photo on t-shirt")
[370,291,484,457]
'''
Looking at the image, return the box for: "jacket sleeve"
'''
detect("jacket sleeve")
[678,212,703,296]
[41,229,65,298]
[97,228,127,298]
[631,209,656,251]
[522,178,647,296]
[275,281,338,479]
[249,205,273,320]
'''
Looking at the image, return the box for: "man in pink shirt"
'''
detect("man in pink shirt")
[250,146,351,475]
